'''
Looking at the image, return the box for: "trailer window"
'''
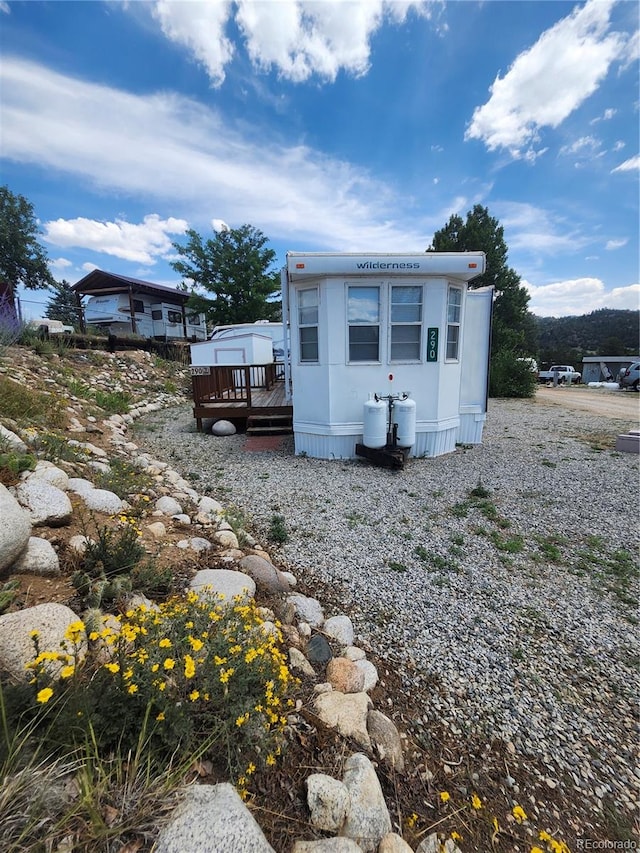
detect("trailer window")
[187,313,201,325]
[167,310,182,324]
[390,286,422,361]
[348,286,380,362]
[446,286,462,360]
[133,300,145,314]
[152,310,163,321]
[298,288,318,362]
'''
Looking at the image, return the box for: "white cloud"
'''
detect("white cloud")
[48,257,73,272]
[82,262,99,273]
[465,0,627,158]
[211,219,230,232]
[590,107,617,123]
[0,2,9,14]
[611,154,640,173]
[559,135,601,157]
[152,0,234,87]
[0,57,437,252]
[149,0,434,85]
[605,238,628,250]
[496,201,586,255]
[523,277,640,316]
[612,140,625,151]
[43,214,189,265]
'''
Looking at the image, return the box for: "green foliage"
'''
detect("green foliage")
[45,279,81,329]
[0,437,36,486]
[171,224,280,326]
[536,309,640,367]
[489,349,538,398]
[93,457,154,500]
[72,520,147,609]
[429,204,538,396]
[0,580,20,614]
[0,185,56,300]
[268,513,288,544]
[93,389,132,414]
[0,376,66,428]
[5,597,295,792]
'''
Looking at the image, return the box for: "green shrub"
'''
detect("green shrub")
[489,349,537,398]
[93,389,132,415]
[269,513,288,545]
[7,596,296,794]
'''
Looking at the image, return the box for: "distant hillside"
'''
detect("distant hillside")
[534,308,639,368]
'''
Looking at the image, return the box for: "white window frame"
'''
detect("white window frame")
[347,285,381,363]
[445,286,462,361]
[298,287,319,363]
[390,285,423,362]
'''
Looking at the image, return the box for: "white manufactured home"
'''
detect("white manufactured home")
[282,251,493,459]
[189,251,493,461]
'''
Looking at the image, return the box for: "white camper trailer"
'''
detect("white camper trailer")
[284,252,493,460]
[84,293,206,340]
[72,270,207,341]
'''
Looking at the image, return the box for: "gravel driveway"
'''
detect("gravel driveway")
[138,391,639,825]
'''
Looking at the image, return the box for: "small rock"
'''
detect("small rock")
[306,633,333,665]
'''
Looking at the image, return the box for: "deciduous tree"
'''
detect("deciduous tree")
[0,186,55,305]
[171,224,280,326]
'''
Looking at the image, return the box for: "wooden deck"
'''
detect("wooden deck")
[191,363,292,431]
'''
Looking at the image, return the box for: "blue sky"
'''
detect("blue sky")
[1,0,638,320]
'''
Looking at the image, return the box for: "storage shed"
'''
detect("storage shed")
[283,252,493,460]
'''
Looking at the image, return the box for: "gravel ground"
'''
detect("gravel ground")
[137,396,640,822]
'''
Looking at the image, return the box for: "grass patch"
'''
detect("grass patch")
[0,376,66,428]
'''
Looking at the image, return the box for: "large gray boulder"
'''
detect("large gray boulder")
[11,537,60,576]
[23,460,69,491]
[339,753,392,853]
[0,603,85,681]
[239,554,291,593]
[190,569,256,603]
[155,783,274,853]
[15,479,72,527]
[77,487,124,515]
[0,483,31,574]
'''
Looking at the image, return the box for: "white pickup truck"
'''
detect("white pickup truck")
[538,364,581,384]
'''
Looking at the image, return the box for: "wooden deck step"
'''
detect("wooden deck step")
[246,414,293,435]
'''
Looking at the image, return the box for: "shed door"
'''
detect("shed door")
[460,286,494,412]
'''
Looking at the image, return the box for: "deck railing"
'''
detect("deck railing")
[191,362,278,408]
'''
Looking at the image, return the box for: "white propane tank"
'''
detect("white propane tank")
[363,397,387,449]
[395,396,416,448]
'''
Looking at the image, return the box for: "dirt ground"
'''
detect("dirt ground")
[534,384,640,422]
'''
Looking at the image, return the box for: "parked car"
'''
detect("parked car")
[619,361,640,391]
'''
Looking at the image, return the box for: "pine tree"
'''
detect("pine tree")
[45,280,81,329]
[428,204,538,396]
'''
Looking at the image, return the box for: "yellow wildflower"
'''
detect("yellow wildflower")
[471,793,482,810]
[127,684,138,694]
[439,791,450,803]
[156,712,165,721]
[189,689,200,701]
[512,805,527,823]
[266,754,276,766]
[188,636,204,652]
[219,667,234,683]
[531,848,545,853]
[184,654,196,679]
[158,638,172,648]
[89,631,99,641]
[36,687,53,704]
[163,658,175,670]
[246,762,256,776]
[60,665,75,679]
[104,662,120,674]
[451,831,462,842]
